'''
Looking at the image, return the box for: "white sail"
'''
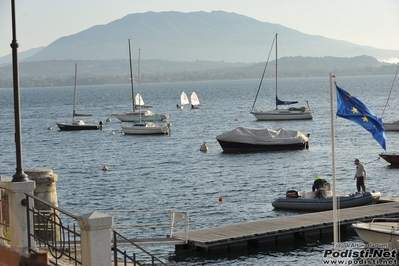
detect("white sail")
[190,92,200,106]
[135,93,145,107]
[181,92,189,105]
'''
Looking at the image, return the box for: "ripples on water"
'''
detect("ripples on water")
[1,75,399,265]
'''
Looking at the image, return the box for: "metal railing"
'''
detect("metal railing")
[112,230,167,266]
[25,193,82,265]
[0,186,10,243]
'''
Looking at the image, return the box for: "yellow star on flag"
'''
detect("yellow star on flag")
[351,107,358,114]
[362,114,368,122]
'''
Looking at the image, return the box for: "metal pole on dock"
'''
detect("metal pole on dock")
[10,0,28,182]
[329,73,338,245]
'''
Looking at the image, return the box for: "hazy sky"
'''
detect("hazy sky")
[1,0,398,58]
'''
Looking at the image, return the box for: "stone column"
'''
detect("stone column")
[3,179,36,255]
[25,168,58,209]
[78,211,113,266]
[25,168,61,242]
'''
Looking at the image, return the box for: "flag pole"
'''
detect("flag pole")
[329,73,338,246]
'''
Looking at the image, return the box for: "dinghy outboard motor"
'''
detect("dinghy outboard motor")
[286,190,300,198]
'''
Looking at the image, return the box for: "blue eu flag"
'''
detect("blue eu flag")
[336,84,386,150]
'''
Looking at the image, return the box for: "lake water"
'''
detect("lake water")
[1,75,399,265]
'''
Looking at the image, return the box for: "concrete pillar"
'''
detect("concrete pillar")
[78,211,113,266]
[3,179,36,255]
[25,168,61,242]
[25,168,58,208]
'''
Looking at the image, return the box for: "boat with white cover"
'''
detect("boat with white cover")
[216,127,309,153]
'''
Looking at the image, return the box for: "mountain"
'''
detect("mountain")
[0,47,45,66]
[17,11,399,63]
[0,55,396,88]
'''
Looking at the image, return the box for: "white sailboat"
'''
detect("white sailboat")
[112,39,168,123]
[122,49,171,135]
[177,92,189,109]
[56,63,102,131]
[250,33,313,121]
[190,92,200,109]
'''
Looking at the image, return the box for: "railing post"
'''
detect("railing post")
[169,210,175,238]
[2,178,35,255]
[184,212,189,244]
[78,211,113,266]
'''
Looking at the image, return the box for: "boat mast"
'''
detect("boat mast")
[275,33,278,110]
[128,39,135,111]
[138,48,142,123]
[72,63,77,120]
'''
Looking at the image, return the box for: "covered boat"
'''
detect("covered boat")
[272,187,381,212]
[216,127,309,153]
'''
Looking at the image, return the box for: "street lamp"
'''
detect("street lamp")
[10,0,28,182]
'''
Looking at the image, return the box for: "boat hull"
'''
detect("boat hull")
[272,191,380,212]
[113,113,168,122]
[352,219,399,249]
[379,152,399,165]
[383,122,399,131]
[251,109,313,121]
[122,124,170,135]
[56,122,102,131]
[217,140,308,153]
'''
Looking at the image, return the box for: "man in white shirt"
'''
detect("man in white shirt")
[354,159,367,192]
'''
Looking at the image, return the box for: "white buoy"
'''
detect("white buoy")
[106,116,112,122]
[109,130,116,135]
[200,142,209,152]
[235,117,240,121]
[47,126,53,130]
[102,165,109,171]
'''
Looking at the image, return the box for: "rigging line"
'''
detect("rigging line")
[251,34,276,110]
[381,64,399,118]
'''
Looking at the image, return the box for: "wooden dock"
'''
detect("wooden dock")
[171,201,399,253]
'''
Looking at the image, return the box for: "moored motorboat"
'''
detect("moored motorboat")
[272,188,381,212]
[352,218,399,250]
[216,127,309,153]
[379,152,399,165]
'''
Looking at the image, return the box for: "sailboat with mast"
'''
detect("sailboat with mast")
[190,92,200,109]
[250,33,313,121]
[112,39,168,123]
[122,49,171,135]
[56,63,102,131]
[177,92,189,109]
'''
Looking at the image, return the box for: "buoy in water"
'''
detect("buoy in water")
[200,141,209,152]
[106,116,112,122]
[47,126,53,130]
[218,197,223,202]
[102,165,109,171]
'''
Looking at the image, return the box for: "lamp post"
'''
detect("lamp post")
[10,0,28,182]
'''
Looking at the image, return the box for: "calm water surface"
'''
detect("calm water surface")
[1,75,399,265]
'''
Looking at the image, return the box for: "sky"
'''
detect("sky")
[1,0,399,60]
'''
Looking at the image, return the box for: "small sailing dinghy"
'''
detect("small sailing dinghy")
[177,92,189,109]
[190,92,200,109]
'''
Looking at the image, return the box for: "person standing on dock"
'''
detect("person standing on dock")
[354,159,366,192]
